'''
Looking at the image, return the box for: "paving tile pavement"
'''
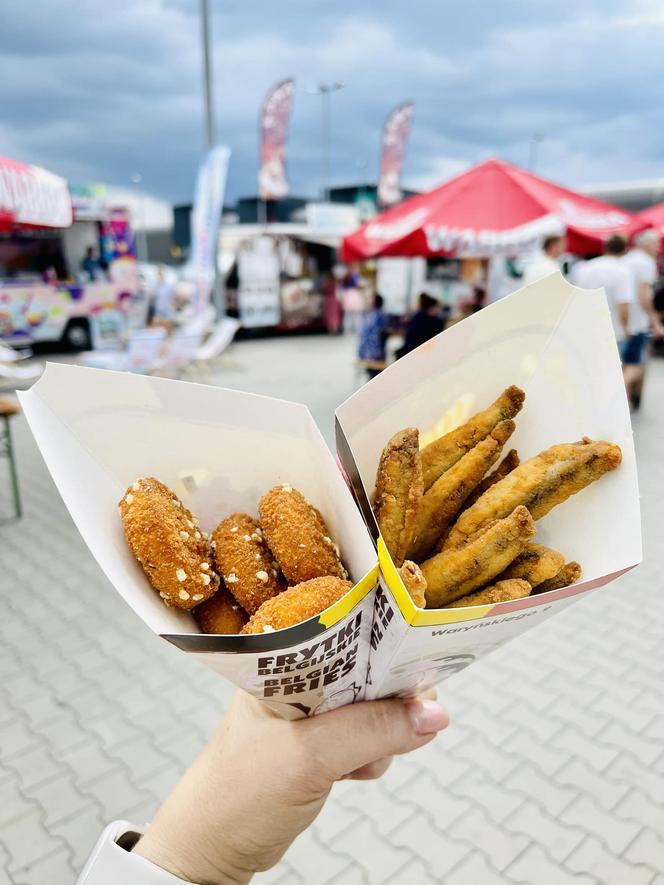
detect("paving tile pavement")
[1,335,663,884]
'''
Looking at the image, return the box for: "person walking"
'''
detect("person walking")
[522,234,567,285]
[621,228,664,409]
[573,235,632,349]
[357,293,388,379]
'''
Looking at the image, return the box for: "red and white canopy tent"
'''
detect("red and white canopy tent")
[341,158,633,261]
[631,201,664,239]
[0,154,72,232]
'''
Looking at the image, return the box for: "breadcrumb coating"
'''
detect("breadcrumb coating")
[240,576,352,634]
[193,588,248,634]
[119,477,219,610]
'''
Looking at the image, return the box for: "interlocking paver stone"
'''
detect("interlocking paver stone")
[1,338,663,883]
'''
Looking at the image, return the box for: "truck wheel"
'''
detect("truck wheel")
[61,319,91,351]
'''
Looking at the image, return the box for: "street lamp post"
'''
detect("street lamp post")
[528,133,543,172]
[200,0,215,149]
[130,172,148,263]
[308,82,344,202]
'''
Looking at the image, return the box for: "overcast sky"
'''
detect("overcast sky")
[2,0,664,205]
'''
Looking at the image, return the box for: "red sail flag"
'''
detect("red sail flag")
[343,157,633,260]
[377,102,414,208]
[258,79,295,201]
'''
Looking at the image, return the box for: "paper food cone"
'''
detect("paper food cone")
[335,273,641,700]
[19,364,378,719]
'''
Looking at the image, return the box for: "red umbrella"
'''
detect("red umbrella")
[0,154,72,229]
[342,158,633,260]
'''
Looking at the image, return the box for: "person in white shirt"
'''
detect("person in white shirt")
[573,235,632,345]
[621,228,664,409]
[78,689,449,884]
[522,234,566,286]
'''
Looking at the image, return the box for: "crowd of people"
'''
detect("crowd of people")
[351,229,663,409]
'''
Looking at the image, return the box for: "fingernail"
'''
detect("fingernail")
[406,699,449,735]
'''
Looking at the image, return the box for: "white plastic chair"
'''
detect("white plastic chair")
[0,361,44,386]
[79,327,167,374]
[0,343,32,363]
[195,317,240,362]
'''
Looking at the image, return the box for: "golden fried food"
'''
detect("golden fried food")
[399,561,427,608]
[420,386,525,491]
[496,543,565,587]
[421,505,536,608]
[443,439,622,550]
[535,561,583,594]
[446,579,532,609]
[408,419,515,561]
[372,427,423,566]
[193,589,248,634]
[240,576,352,634]
[211,513,284,615]
[118,477,219,610]
[461,449,520,513]
[259,485,346,584]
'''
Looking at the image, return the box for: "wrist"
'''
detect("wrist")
[133,829,253,885]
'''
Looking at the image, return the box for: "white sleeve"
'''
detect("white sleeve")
[77,821,197,885]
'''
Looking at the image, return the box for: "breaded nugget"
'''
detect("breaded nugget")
[446,579,531,609]
[259,485,345,584]
[240,576,352,634]
[193,589,248,634]
[409,420,515,561]
[421,506,536,608]
[535,561,582,594]
[461,449,520,513]
[443,440,622,550]
[496,543,565,587]
[421,386,525,491]
[399,561,427,608]
[373,427,423,566]
[212,513,284,615]
[118,477,219,610]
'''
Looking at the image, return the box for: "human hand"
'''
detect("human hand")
[652,317,664,339]
[133,690,449,884]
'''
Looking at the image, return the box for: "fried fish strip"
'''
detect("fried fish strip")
[495,543,565,587]
[373,427,423,566]
[460,449,520,513]
[534,561,582,594]
[443,439,622,551]
[420,385,525,491]
[446,579,531,609]
[399,560,427,608]
[421,505,536,608]
[409,419,515,561]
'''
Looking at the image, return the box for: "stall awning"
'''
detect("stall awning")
[0,154,72,229]
[632,201,664,238]
[341,158,633,260]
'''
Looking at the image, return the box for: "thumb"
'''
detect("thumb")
[299,697,449,782]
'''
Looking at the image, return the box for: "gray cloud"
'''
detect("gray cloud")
[1,0,663,204]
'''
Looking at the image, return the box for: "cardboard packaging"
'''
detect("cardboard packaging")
[19,364,378,720]
[20,274,641,715]
[335,273,641,700]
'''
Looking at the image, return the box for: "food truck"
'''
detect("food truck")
[0,157,138,350]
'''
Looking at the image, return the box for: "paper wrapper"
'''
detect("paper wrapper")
[335,273,641,700]
[19,364,379,720]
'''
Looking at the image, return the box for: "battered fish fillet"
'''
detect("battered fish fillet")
[460,449,520,513]
[212,513,284,614]
[443,439,622,551]
[446,579,532,609]
[240,576,352,634]
[373,428,423,566]
[193,588,248,634]
[535,561,582,594]
[420,386,525,491]
[118,477,219,610]
[409,419,515,561]
[259,485,346,584]
[421,505,536,608]
[496,543,565,587]
[399,560,427,608]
